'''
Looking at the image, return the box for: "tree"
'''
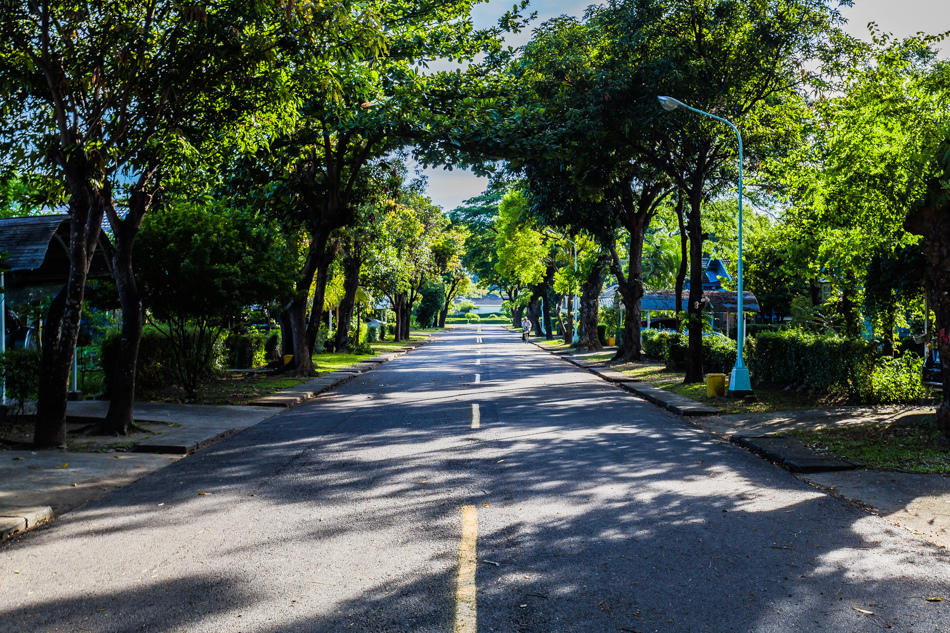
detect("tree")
[611,0,847,381]
[134,199,293,399]
[238,0,523,374]
[0,0,288,444]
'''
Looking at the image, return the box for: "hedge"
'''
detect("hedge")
[0,348,40,414]
[664,332,738,374]
[750,330,875,396]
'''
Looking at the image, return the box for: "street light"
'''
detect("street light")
[658,96,752,397]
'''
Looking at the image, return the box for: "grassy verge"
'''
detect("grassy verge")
[617,362,834,414]
[536,339,573,350]
[790,420,950,474]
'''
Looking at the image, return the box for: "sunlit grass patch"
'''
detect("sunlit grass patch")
[790,420,950,474]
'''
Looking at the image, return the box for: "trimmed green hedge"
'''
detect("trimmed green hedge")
[664,332,738,374]
[641,329,674,359]
[0,348,40,414]
[751,330,875,396]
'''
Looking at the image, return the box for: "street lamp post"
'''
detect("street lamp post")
[658,96,752,397]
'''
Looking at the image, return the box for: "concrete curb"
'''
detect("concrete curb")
[529,340,719,417]
[732,435,861,474]
[0,506,53,542]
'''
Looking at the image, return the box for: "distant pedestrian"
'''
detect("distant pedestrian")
[522,316,531,342]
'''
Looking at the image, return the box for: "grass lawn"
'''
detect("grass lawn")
[618,362,836,414]
[790,420,950,474]
[537,339,573,350]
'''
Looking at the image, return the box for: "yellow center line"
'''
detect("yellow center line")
[455,505,478,633]
[471,403,480,429]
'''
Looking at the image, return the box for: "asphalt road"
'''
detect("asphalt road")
[3,324,950,632]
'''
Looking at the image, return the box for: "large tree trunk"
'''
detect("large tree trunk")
[609,232,647,363]
[906,204,950,437]
[286,233,327,376]
[674,194,687,315]
[34,182,106,447]
[334,245,361,352]
[578,256,606,351]
[307,239,339,354]
[527,300,542,336]
[439,276,462,328]
[101,185,155,436]
[685,189,706,383]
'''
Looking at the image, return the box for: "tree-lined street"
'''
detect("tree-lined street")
[4,325,950,632]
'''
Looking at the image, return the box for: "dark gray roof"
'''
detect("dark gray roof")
[641,290,759,313]
[0,214,70,271]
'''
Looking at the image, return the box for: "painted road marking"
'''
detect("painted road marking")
[475,359,481,366]
[475,374,480,384]
[476,336,482,344]
[471,404,480,429]
[454,505,478,633]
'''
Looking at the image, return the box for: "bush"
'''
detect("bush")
[367,325,380,343]
[745,323,787,338]
[704,334,738,374]
[861,354,925,404]
[597,324,607,345]
[100,326,226,398]
[750,329,875,396]
[225,329,269,369]
[264,332,281,363]
[0,349,40,415]
[100,328,175,396]
[642,329,674,359]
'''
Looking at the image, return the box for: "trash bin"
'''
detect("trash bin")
[706,373,727,397]
[282,354,294,366]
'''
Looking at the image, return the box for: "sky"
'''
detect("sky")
[417,0,950,213]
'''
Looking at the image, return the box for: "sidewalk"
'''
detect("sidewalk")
[527,333,950,550]
[0,336,433,541]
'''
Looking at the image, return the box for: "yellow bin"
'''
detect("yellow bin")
[607,337,616,346]
[706,373,727,397]
[282,354,294,366]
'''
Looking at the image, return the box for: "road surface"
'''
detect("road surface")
[3,324,950,632]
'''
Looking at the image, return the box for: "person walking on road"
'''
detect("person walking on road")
[522,315,531,342]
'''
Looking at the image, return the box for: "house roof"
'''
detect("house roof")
[0,215,114,303]
[641,290,759,313]
[0,214,72,271]
[456,294,503,305]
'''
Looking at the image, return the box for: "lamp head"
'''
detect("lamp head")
[658,96,684,112]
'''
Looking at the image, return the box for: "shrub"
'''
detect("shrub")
[264,333,281,362]
[751,329,875,396]
[0,349,41,415]
[225,329,269,369]
[861,354,925,404]
[704,334,738,374]
[642,329,674,359]
[100,328,175,396]
[597,324,607,344]
[367,325,380,343]
[101,326,226,399]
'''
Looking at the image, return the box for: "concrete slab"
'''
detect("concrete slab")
[247,394,305,407]
[802,469,950,548]
[617,382,718,416]
[65,401,275,430]
[589,367,639,383]
[0,517,26,540]
[134,427,239,454]
[733,435,860,473]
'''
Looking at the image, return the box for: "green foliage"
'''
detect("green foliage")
[664,333,738,374]
[455,301,477,315]
[0,349,40,415]
[862,355,925,405]
[135,201,291,397]
[642,329,675,360]
[100,328,174,397]
[367,325,380,343]
[751,330,875,396]
[415,282,445,328]
[225,330,270,369]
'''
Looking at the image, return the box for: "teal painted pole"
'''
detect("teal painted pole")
[658,96,751,395]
